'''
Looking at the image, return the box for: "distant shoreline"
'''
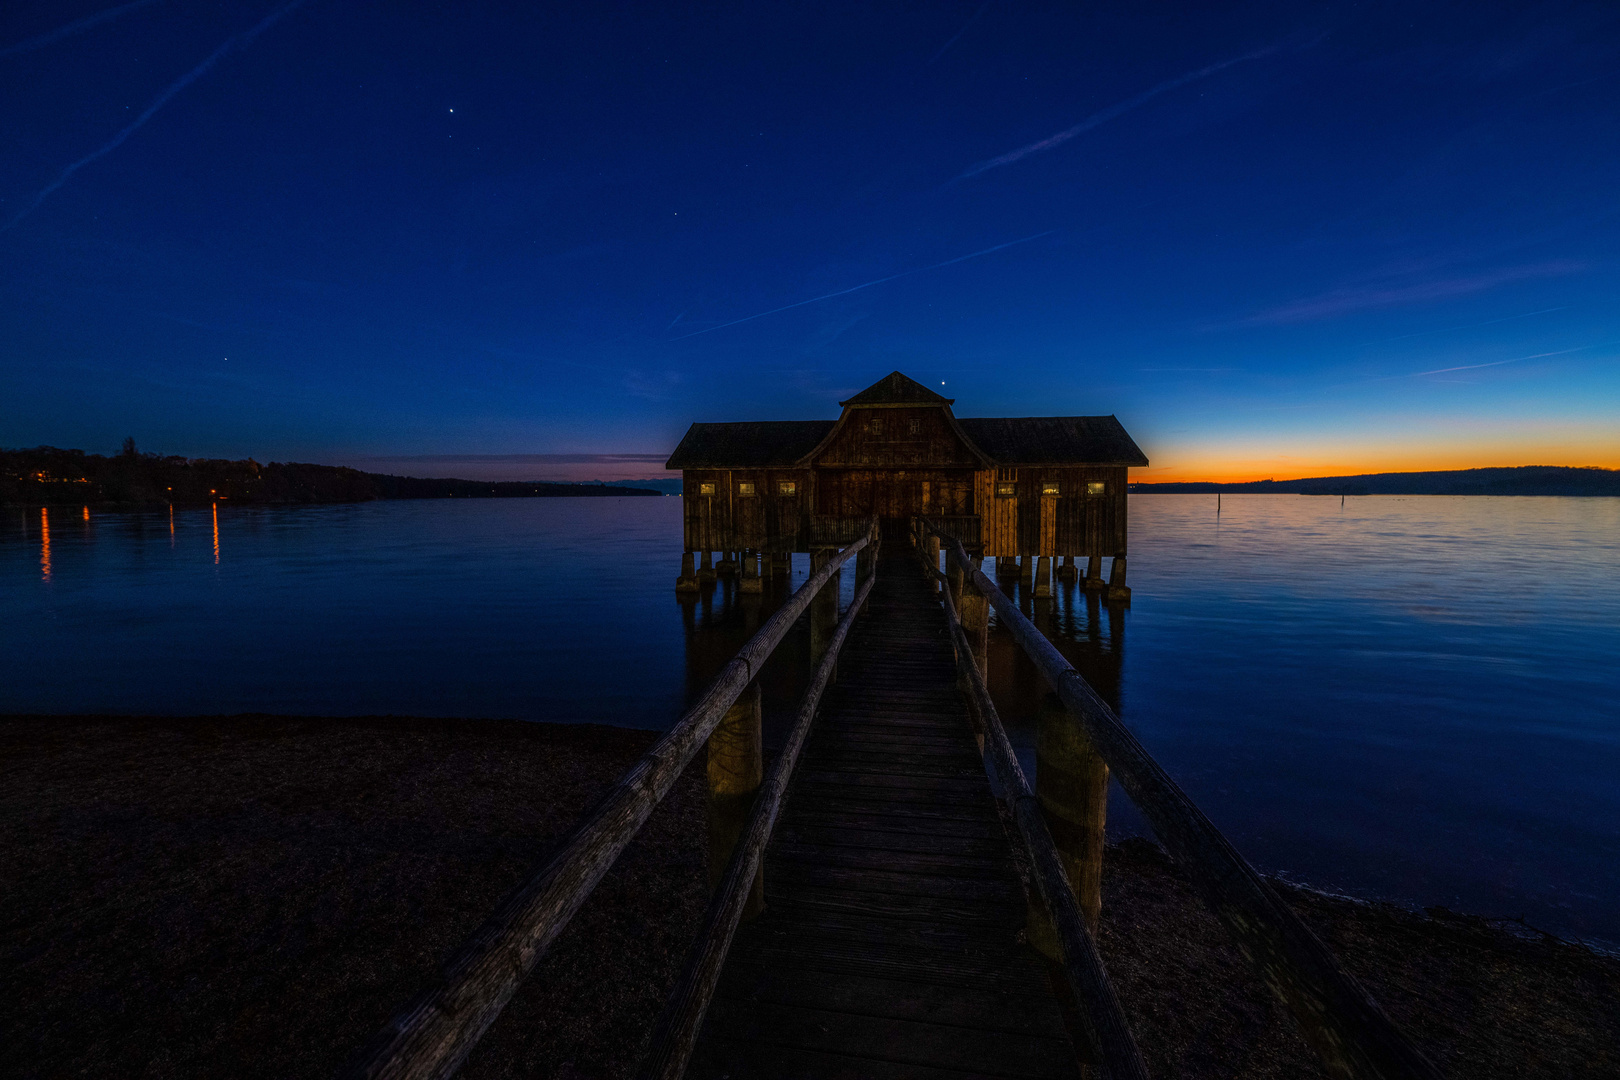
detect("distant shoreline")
[2,445,663,507]
[1130,465,1619,497]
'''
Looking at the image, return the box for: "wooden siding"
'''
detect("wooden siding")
[812,407,982,469]
[680,413,1129,556]
[978,466,1128,558]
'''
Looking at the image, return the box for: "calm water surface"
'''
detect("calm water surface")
[4,495,1617,944]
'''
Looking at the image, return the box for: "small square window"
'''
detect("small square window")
[698,482,715,495]
[1086,481,1106,496]
[995,482,1016,497]
[777,480,797,496]
[868,419,882,435]
[738,481,756,496]
[1041,481,1061,496]
[908,419,920,434]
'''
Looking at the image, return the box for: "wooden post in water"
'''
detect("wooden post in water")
[717,551,736,575]
[959,563,989,680]
[739,550,762,594]
[1106,555,1130,603]
[1058,554,1077,581]
[810,548,838,661]
[707,682,764,919]
[1029,691,1108,958]
[697,551,716,583]
[1024,554,1037,593]
[1035,555,1053,598]
[1084,554,1105,591]
[676,552,700,593]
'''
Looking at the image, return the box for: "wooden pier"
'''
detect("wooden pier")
[346,520,1439,1080]
[688,556,1077,1079]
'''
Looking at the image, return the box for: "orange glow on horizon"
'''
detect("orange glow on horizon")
[1132,433,1620,485]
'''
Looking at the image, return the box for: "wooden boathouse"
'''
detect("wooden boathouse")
[345,378,1440,1080]
[665,371,1149,598]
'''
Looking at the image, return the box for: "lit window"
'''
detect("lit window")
[996,482,1016,497]
[1087,481,1106,496]
[908,419,920,434]
[868,418,882,434]
[778,480,797,496]
[738,481,756,496]
[698,482,715,496]
[1042,481,1061,496]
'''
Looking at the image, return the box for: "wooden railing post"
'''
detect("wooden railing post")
[810,548,837,661]
[343,532,871,1080]
[959,568,988,682]
[637,568,880,1080]
[707,682,764,919]
[927,523,1442,1080]
[1028,691,1109,958]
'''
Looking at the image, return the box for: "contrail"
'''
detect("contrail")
[1414,346,1590,377]
[0,0,164,58]
[928,1,991,66]
[957,45,1280,181]
[670,230,1054,341]
[3,0,307,232]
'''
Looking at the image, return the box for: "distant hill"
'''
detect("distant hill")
[1,446,662,505]
[1130,466,1620,497]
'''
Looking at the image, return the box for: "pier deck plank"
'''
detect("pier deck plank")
[689,557,1079,1080]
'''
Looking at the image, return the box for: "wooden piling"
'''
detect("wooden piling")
[707,683,764,919]
[1058,554,1077,581]
[1106,555,1130,603]
[697,550,716,583]
[1084,554,1105,591]
[1035,555,1053,598]
[676,552,700,593]
[1029,692,1109,958]
[739,550,762,594]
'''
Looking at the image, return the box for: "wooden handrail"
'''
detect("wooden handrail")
[911,524,1149,1080]
[920,523,1441,1080]
[344,529,875,1080]
[636,537,880,1080]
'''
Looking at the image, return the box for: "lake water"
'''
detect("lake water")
[4,495,1617,946]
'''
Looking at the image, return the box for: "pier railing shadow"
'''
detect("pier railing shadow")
[911,516,1442,1080]
[343,522,880,1080]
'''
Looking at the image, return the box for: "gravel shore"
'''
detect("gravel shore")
[3,714,1613,1078]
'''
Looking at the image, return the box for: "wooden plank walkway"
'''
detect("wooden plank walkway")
[689,556,1080,1080]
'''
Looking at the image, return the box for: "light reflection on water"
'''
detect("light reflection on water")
[3,494,1617,944]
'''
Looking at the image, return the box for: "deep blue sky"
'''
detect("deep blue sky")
[3,1,1617,479]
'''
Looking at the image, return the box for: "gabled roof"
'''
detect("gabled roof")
[956,416,1148,466]
[839,371,954,408]
[664,372,1149,469]
[665,420,836,469]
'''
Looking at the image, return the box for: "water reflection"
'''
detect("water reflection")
[4,496,1618,945]
[212,502,220,565]
[678,555,825,752]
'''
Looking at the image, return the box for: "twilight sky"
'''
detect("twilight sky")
[2,1,1617,481]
